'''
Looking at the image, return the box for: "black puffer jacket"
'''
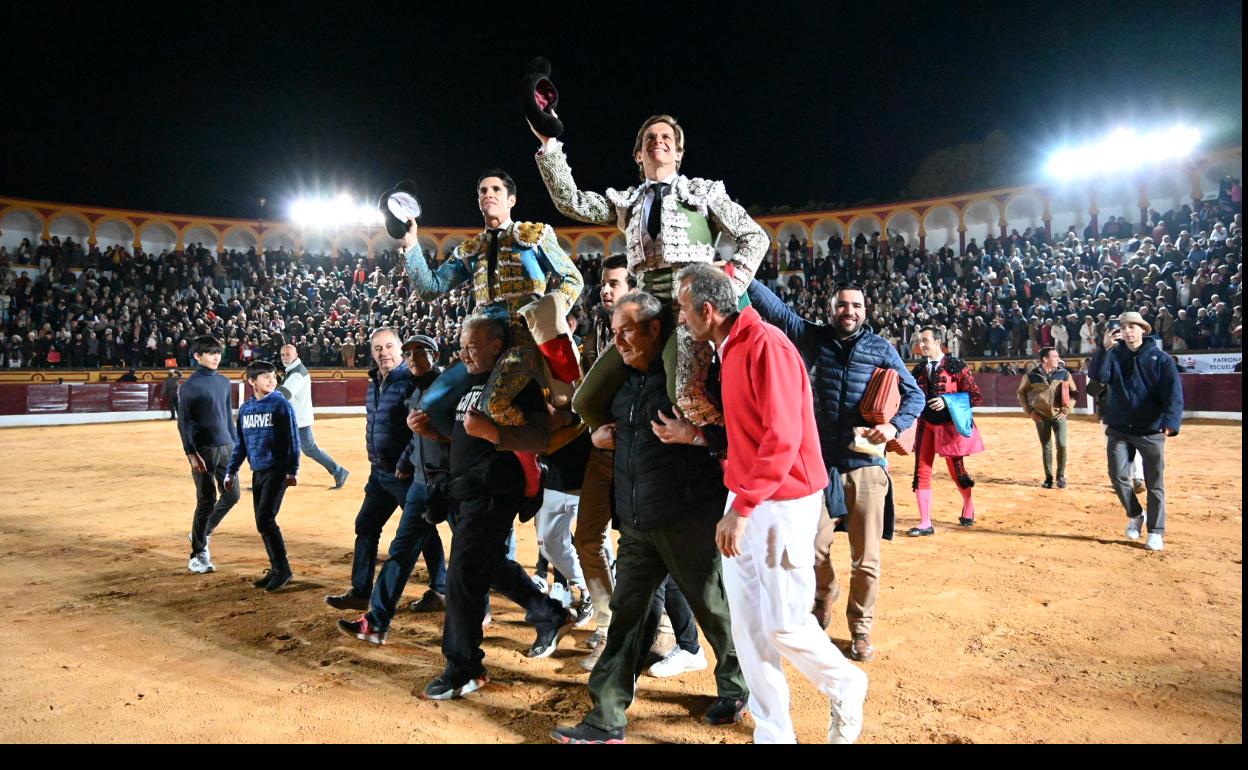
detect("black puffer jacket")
[611,357,726,531]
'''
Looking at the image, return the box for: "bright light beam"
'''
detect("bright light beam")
[1046,125,1201,181]
[289,193,384,227]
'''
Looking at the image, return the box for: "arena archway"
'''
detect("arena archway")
[883,209,920,249]
[93,217,136,251]
[0,207,45,251]
[259,228,298,253]
[222,226,259,254]
[1048,187,1091,240]
[846,215,883,246]
[1004,192,1046,236]
[138,222,178,255]
[441,234,467,258]
[47,211,91,246]
[574,234,606,259]
[607,233,627,255]
[1145,168,1195,224]
[369,230,400,257]
[811,219,846,258]
[300,231,333,258]
[182,225,220,253]
[962,199,1000,247]
[1092,176,1140,230]
[1196,155,1242,202]
[922,205,960,251]
[774,221,809,253]
[415,235,438,261]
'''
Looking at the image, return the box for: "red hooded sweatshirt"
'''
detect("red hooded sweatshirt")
[719,306,828,517]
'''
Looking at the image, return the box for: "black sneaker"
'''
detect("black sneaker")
[420,672,489,700]
[408,589,446,613]
[325,589,369,611]
[906,526,935,537]
[550,721,626,744]
[338,614,386,645]
[527,610,575,659]
[958,517,974,527]
[702,696,747,725]
[1056,476,1067,489]
[1042,478,1054,489]
[252,569,274,589]
[264,570,293,592]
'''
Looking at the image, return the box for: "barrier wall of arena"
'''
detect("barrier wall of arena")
[0,373,1239,427]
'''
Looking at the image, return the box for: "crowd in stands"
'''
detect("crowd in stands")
[0,176,1241,370]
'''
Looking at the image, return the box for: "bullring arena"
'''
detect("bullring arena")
[0,411,1239,743]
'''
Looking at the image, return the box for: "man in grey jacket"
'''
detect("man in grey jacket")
[279,344,349,489]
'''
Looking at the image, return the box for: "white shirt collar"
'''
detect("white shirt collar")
[647,173,679,190]
[485,219,514,234]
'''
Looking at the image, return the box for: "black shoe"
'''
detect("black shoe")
[264,570,293,592]
[325,589,368,611]
[528,610,576,659]
[252,569,274,589]
[958,517,974,527]
[1056,476,1067,489]
[338,614,386,645]
[420,672,489,700]
[906,526,935,537]
[550,721,626,744]
[702,696,748,725]
[408,589,446,613]
[1042,478,1054,489]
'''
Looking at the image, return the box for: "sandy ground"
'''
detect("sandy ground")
[0,415,1240,744]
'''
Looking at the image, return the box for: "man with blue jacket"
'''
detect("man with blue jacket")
[1090,311,1183,552]
[747,280,924,663]
[325,327,420,610]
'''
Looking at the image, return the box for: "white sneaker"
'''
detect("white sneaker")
[1145,532,1164,551]
[188,553,215,574]
[1124,516,1144,541]
[828,668,868,744]
[647,646,709,678]
[530,574,548,593]
[549,583,572,608]
[584,628,607,650]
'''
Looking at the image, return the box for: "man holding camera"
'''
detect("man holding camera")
[1089,312,1184,551]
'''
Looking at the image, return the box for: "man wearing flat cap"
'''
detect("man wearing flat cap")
[1090,311,1184,552]
[333,332,454,640]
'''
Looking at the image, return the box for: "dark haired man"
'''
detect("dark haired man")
[746,279,923,665]
[400,169,582,428]
[1017,347,1078,488]
[179,335,240,574]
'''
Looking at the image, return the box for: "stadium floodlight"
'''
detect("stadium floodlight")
[289,193,384,228]
[1045,125,1201,181]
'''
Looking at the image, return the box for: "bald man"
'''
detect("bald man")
[280,344,349,489]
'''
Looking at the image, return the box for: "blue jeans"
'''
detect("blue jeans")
[350,469,411,597]
[365,481,448,631]
[298,426,342,477]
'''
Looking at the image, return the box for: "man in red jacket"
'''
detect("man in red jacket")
[676,264,869,745]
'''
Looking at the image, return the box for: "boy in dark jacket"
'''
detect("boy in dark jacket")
[1090,312,1183,551]
[225,360,300,591]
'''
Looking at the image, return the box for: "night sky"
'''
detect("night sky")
[2,1,1241,228]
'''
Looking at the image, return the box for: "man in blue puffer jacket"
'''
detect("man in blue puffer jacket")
[1089,311,1183,552]
[747,280,923,664]
[325,327,420,610]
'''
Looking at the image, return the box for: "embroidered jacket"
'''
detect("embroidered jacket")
[404,220,582,316]
[535,143,768,297]
[911,356,983,425]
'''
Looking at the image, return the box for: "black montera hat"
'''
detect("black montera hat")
[520,57,563,138]
[379,179,422,240]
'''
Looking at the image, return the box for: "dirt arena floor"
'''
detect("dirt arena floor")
[0,414,1240,744]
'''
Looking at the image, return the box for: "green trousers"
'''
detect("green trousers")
[1035,416,1069,479]
[585,514,748,731]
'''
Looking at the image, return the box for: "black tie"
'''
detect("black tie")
[486,228,503,301]
[646,182,668,241]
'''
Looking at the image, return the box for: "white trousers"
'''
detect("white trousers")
[534,489,587,592]
[722,490,865,744]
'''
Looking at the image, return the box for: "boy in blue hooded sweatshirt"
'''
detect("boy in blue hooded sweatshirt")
[226,360,301,591]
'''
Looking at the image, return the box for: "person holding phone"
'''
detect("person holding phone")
[1089,312,1184,551]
